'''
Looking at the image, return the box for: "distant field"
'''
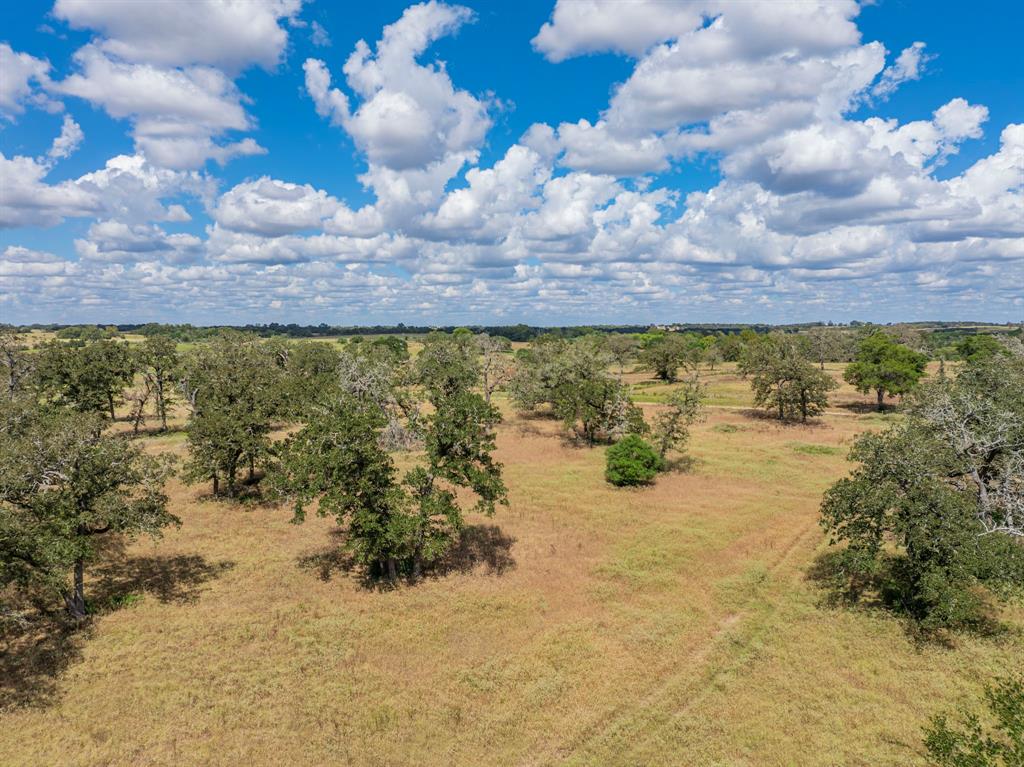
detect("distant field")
[2,361,1018,767]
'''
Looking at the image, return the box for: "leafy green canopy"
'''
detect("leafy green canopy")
[0,401,176,618]
[606,435,663,486]
[509,335,645,444]
[740,334,838,421]
[273,332,507,579]
[181,332,284,496]
[844,331,928,409]
[821,350,1024,629]
[35,338,136,419]
[925,674,1024,767]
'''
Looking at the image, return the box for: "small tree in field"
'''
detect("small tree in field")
[510,335,644,443]
[652,376,706,461]
[740,334,837,421]
[36,338,136,419]
[181,332,282,497]
[640,334,698,383]
[844,331,927,410]
[135,335,180,431]
[275,335,508,581]
[606,435,663,486]
[475,333,513,403]
[606,334,639,377]
[0,403,176,619]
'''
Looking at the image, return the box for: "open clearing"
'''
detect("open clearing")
[2,365,1020,766]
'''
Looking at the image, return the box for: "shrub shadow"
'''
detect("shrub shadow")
[663,454,699,473]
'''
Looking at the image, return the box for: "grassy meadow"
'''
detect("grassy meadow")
[1,361,1020,766]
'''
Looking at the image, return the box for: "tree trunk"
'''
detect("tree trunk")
[248,455,255,482]
[64,559,87,620]
[387,557,398,581]
[157,381,168,431]
[212,473,219,495]
[412,552,423,580]
[876,388,885,411]
[108,393,116,421]
[820,360,825,371]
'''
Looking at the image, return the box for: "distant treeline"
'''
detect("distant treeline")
[9,320,1021,344]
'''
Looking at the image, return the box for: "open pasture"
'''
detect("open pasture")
[2,365,1019,767]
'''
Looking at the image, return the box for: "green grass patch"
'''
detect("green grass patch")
[788,442,841,456]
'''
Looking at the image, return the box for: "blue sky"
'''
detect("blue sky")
[1,0,1021,326]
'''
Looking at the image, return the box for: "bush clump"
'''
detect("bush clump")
[605,435,663,486]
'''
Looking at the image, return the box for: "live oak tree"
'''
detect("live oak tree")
[652,375,706,460]
[280,340,342,418]
[803,327,853,370]
[274,338,507,581]
[0,402,176,620]
[844,331,927,410]
[415,331,479,399]
[273,394,409,579]
[510,335,645,444]
[606,334,639,378]
[135,335,180,431]
[821,351,1024,629]
[740,334,837,422]
[639,334,699,383]
[702,343,724,371]
[407,384,507,578]
[476,333,513,403]
[36,338,136,419]
[955,334,1005,364]
[181,332,282,497]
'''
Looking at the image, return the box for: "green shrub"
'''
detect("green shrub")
[924,674,1024,766]
[605,435,663,486]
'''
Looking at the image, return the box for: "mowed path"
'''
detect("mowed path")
[1,387,1021,766]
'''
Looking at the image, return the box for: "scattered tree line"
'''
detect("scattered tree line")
[2,322,1021,641]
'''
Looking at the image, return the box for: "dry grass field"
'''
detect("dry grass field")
[1,364,1020,766]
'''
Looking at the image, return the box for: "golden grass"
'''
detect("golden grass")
[2,374,1020,766]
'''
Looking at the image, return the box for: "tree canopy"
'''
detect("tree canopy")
[821,350,1024,629]
[844,331,928,410]
[0,402,176,619]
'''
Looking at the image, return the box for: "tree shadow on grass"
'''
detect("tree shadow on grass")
[805,549,1013,647]
[90,552,235,607]
[835,401,901,416]
[0,552,233,711]
[0,612,88,711]
[430,524,516,578]
[739,408,830,428]
[296,529,354,583]
[297,523,516,588]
